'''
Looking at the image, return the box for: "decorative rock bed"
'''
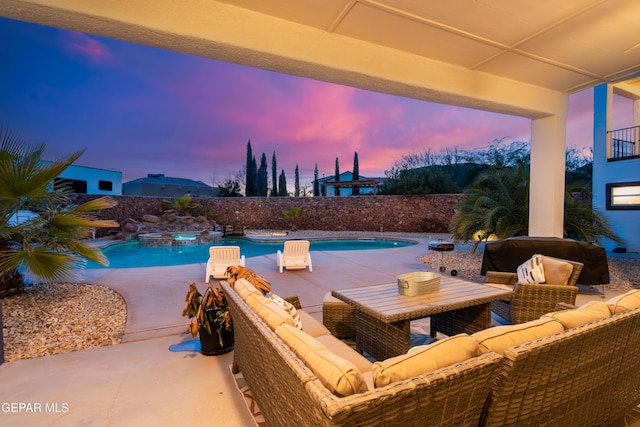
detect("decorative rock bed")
[137,231,222,247]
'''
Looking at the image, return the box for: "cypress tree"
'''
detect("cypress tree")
[270,151,277,197]
[257,153,268,196]
[245,140,254,196]
[353,152,360,195]
[313,163,320,197]
[294,164,300,197]
[251,156,258,196]
[278,169,288,196]
[334,157,340,196]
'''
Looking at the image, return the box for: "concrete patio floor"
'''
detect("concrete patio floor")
[0,234,636,426]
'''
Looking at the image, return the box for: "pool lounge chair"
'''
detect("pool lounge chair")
[276,240,312,273]
[205,246,245,283]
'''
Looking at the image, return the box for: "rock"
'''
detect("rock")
[121,218,140,233]
[161,212,177,222]
[143,214,160,223]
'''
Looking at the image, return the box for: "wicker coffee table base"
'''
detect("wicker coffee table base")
[430,303,492,337]
[356,310,411,361]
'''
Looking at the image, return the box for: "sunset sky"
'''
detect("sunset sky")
[0,16,630,189]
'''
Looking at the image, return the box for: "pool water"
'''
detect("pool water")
[87,238,416,269]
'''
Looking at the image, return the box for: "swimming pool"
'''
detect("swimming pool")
[87,237,417,269]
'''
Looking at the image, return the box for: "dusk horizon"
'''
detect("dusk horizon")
[2,16,630,190]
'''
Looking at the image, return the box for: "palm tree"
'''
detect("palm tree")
[0,128,119,297]
[283,206,303,231]
[451,159,621,251]
[162,195,199,215]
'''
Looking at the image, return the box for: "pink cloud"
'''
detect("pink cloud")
[61,31,112,63]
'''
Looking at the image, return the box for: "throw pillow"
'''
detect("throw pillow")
[244,293,298,331]
[540,256,574,285]
[275,324,368,396]
[517,254,546,284]
[268,293,302,329]
[372,334,480,388]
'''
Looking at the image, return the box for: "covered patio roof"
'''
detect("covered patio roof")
[2,0,640,116]
[2,0,640,236]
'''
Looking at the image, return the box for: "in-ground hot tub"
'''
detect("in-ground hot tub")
[138,231,223,247]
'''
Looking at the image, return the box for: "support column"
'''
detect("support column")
[634,99,640,155]
[529,112,568,237]
[593,84,611,214]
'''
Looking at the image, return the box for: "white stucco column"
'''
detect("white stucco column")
[593,84,612,214]
[529,113,568,237]
[635,99,640,155]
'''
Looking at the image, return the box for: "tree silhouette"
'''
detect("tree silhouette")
[245,140,254,196]
[278,170,288,196]
[353,152,360,195]
[334,157,340,196]
[270,151,277,197]
[294,164,300,197]
[313,163,319,196]
[257,153,268,196]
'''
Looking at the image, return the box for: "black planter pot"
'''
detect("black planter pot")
[198,312,234,356]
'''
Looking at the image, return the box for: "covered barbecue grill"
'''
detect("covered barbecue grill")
[481,236,609,285]
[428,241,457,276]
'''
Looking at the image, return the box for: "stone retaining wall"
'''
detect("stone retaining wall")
[69,194,464,235]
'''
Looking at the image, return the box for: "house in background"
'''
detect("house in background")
[123,173,218,198]
[316,171,385,196]
[593,80,640,253]
[44,162,123,195]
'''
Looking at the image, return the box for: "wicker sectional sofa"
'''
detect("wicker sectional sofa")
[222,279,640,427]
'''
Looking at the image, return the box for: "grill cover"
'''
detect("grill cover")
[480,236,609,285]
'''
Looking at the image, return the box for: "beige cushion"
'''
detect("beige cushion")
[244,293,297,331]
[472,318,564,355]
[517,254,545,284]
[315,334,373,373]
[606,289,640,314]
[232,278,261,300]
[372,334,480,388]
[540,256,574,285]
[298,311,332,337]
[276,324,368,396]
[268,293,302,329]
[541,301,611,329]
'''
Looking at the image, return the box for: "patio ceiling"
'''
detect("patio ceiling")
[217,0,640,95]
[1,0,639,116]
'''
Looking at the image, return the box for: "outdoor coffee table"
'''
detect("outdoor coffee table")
[332,277,513,360]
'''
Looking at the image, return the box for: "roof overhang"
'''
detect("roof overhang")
[2,0,640,119]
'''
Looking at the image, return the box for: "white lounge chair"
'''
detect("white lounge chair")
[276,240,312,273]
[205,246,245,283]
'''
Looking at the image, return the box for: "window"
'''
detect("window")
[98,180,113,191]
[54,178,87,194]
[606,182,640,210]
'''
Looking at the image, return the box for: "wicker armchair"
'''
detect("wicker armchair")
[486,257,584,324]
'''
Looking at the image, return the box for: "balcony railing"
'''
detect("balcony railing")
[608,126,639,160]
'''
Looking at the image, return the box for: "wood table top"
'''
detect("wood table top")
[332,276,513,323]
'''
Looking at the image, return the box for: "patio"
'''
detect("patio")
[0,234,638,426]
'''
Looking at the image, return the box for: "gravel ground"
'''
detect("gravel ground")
[2,230,638,362]
[1,283,126,362]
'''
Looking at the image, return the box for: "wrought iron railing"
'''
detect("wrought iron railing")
[608,126,639,160]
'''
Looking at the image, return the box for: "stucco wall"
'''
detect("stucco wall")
[70,194,463,235]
